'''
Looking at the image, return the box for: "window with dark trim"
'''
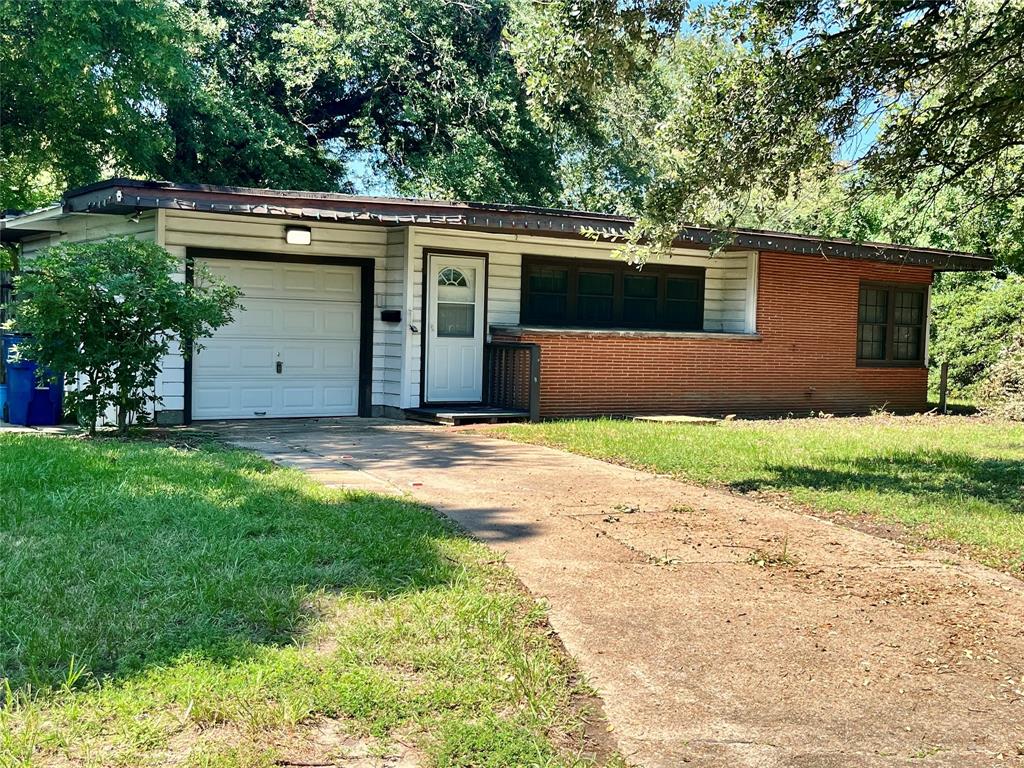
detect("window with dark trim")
[521,256,705,331]
[857,282,927,366]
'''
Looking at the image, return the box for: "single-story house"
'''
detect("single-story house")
[0,178,992,424]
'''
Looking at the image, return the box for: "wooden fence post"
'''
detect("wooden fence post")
[939,361,949,415]
[528,344,541,423]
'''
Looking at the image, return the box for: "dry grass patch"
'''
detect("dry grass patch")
[495,414,1024,573]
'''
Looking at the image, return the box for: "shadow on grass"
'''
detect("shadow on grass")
[727,450,1024,513]
[0,434,487,693]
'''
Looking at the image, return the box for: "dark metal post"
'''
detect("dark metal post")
[939,361,949,415]
[528,344,541,422]
[483,343,492,404]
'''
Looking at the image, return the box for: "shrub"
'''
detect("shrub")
[977,331,1024,421]
[9,237,240,434]
[929,272,1024,396]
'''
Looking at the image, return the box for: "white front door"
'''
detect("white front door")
[425,254,486,403]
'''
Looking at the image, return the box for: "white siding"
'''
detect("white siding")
[702,253,756,333]
[19,212,158,257]
[158,242,189,418]
[403,235,425,408]
[161,210,403,413]
[378,228,408,408]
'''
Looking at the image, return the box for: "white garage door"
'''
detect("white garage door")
[192,258,362,420]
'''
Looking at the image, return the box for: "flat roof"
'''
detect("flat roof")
[0,178,993,271]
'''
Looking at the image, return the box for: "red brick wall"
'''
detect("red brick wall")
[492,252,933,418]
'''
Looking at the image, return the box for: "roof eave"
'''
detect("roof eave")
[55,178,994,272]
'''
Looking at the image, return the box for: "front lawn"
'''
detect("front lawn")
[494,415,1024,572]
[0,435,606,767]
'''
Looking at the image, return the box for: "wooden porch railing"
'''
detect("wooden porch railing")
[484,341,541,422]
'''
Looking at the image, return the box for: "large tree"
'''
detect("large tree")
[272,0,564,203]
[509,0,1024,269]
[0,0,191,209]
[0,0,584,210]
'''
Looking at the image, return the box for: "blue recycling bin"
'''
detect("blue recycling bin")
[3,334,63,426]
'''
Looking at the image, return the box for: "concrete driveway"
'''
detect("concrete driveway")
[210,418,1024,768]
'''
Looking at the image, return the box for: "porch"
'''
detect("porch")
[407,339,541,425]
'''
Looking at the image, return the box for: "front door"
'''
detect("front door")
[425,253,485,403]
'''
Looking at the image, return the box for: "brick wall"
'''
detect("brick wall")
[492,252,933,418]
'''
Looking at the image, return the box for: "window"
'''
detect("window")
[520,256,705,331]
[438,267,468,287]
[436,266,475,337]
[857,283,927,365]
[524,265,568,324]
[577,270,615,324]
[857,287,888,360]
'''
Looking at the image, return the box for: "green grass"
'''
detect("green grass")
[494,415,1024,571]
[0,435,606,767]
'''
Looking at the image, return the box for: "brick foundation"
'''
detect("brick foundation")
[492,252,932,418]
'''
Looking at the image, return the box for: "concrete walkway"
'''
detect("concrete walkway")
[210,418,1024,768]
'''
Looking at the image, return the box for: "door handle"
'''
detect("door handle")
[276,361,283,374]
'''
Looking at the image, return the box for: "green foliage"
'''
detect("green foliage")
[0,0,193,210]
[508,0,686,118]
[9,238,240,433]
[929,273,1024,396]
[512,1,1024,271]
[977,329,1024,421]
[275,0,567,203]
[0,245,15,273]
[1,0,593,210]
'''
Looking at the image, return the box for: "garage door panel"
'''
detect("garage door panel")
[281,265,359,300]
[216,299,359,340]
[323,309,360,336]
[238,264,277,293]
[204,260,360,301]
[324,386,358,409]
[280,342,359,375]
[283,346,316,370]
[281,386,316,409]
[318,269,359,298]
[192,257,363,419]
[238,344,277,373]
[281,266,319,294]
[240,387,274,410]
[281,308,318,335]
[226,305,276,335]
[193,386,233,416]
[203,262,277,292]
[194,376,360,419]
[322,344,359,372]
[194,341,276,376]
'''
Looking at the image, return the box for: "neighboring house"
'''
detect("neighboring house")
[0,178,992,424]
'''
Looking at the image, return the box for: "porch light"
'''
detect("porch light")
[284,225,312,245]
